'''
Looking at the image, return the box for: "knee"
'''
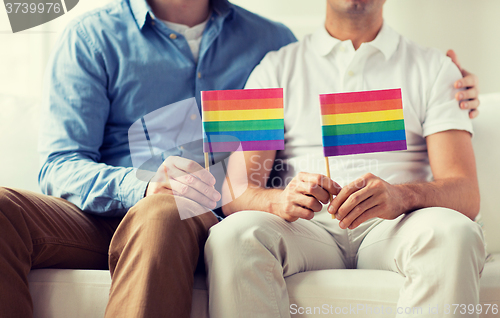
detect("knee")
[206,211,281,257]
[122,194,216,243]
[0,187,13,214]
[0,187,23,224]
[411,207,485,255]
[128,194,179,224]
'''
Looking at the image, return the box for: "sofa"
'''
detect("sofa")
[1,93,499,317]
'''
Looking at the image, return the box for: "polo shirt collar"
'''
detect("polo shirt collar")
[366,22,400,60]
[312,24,343,57]
[312,21,400,60]
[129,0,233,30]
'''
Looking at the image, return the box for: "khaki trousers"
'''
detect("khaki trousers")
[205,207,486,318]
[0,187,218,318]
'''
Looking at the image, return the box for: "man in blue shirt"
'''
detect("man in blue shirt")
[0,0,295,317]
[0,0,479,317]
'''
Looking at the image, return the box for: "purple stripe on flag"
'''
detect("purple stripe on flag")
[204,139,284,152]
[323,140,407,157]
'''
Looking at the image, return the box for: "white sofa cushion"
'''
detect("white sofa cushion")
[28,254,500,318]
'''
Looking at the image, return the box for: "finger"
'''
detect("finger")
[295,182,330,204]
[469,109,479,119]
[338,197,378,229]
[145,181,174,196]
[293,194,323,213]
[446,49,461,70]
[297,172,342,196]
[460,98,480,111]
[328,175,367,216]
[347,206,380,229]
[455,72,478,89]
[169,178,217,209]
[455,87,479,103]
[150,164,169,183]
[169,172,221,202]
[335,187,372,222]
[167,157,216,186]
[284,204,315,221]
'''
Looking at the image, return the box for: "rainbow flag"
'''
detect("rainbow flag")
[319,89,407,157]
[201,88,284,152]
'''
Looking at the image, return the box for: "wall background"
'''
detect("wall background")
[0,0,499,190]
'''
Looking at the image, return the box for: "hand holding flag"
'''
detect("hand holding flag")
[319,88,407,218]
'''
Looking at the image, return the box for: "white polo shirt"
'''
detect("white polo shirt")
[245,23,472,187]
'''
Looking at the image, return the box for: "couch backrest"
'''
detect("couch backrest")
[472,93,500,253]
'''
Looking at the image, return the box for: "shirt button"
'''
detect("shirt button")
[339,46,345,52]
[348,70,355,76]
[190,114,197,120]
[151,21,155,26]
[169,33,177,40]
[197,72,202,79]
[180,146,185,150]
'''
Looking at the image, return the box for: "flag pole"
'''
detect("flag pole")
[220,159,236,201]
[325,157,334,219]
[204,152,210,172]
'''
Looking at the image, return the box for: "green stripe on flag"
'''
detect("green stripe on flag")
[203,119,284,132]
[322,120,405,136]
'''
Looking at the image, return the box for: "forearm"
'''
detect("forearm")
[39,152,148,216]
[397,176,480,220]
[222,182,283,216]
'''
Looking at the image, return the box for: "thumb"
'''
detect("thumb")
[446,49,462,70]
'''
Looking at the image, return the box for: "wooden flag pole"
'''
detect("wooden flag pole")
[220,160,236,201]
[325,157,334,219]
[204,152,210,172]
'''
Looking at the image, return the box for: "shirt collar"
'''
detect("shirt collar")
[129,0,233,30]
[366,22,400,60]
[312,21,400,60]
[129,0,152,30]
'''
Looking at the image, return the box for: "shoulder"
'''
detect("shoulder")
[244,39,304,88]
[228,4,297,47]
[58,0,131,50]
[398,36,457,77]
[253,35,308,74]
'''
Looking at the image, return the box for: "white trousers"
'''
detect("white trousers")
[205,207,486,318]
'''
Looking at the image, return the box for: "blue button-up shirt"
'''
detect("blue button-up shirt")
[38,0,296,216]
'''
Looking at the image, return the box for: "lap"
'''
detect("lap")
[0,187,121,269]
[208,210,347,274]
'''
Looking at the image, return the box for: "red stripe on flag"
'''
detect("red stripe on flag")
[320,88,402,105]
[202,88,283,101]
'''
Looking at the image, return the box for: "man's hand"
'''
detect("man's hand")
[328,173,406,230]
[272,172,341,222]
[145,156,221,210]
[447,49,480,119]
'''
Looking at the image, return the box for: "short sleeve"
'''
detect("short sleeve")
[422,57,473,137]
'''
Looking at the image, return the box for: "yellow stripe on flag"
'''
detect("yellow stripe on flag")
[321,109,404,126]
[203,108,283,122]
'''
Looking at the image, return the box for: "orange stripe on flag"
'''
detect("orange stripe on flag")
[321,99,402,115]
[202,98,283,112]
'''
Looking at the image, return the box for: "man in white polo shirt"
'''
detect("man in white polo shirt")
[204,0,486,317]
